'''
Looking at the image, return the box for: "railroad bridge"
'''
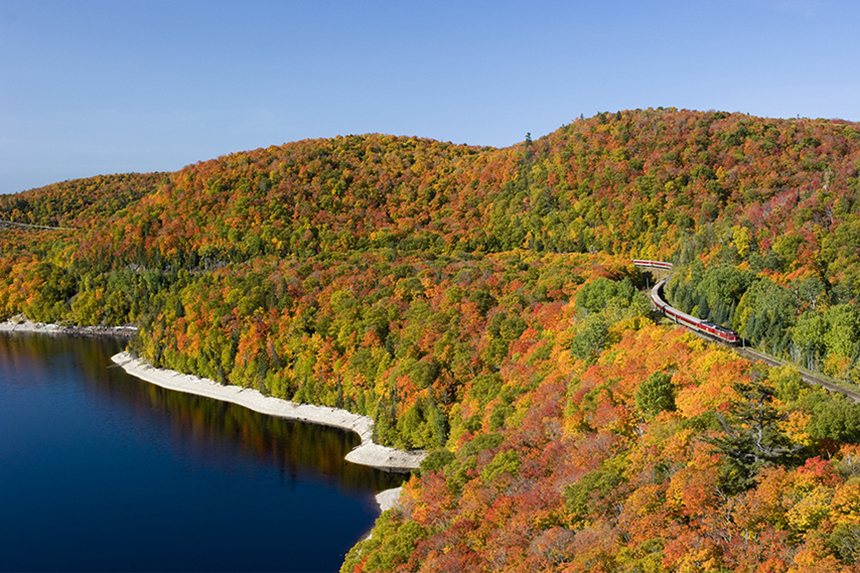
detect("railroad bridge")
[0,219,73,231]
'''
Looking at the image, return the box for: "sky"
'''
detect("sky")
[1,0,859,195]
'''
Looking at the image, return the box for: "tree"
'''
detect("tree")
[635,371,675,417]
[824,304,860,360]
[570,314,609,362]
[791,312,826,372]
[705,379,805,493]
[576,277,635,315]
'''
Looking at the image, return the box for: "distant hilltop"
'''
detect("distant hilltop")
[2,108,858,268]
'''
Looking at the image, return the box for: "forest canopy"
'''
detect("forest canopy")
[2,108,860,571]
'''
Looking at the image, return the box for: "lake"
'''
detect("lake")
[0,332,404,572]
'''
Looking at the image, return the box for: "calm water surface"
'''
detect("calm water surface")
[0,333,404,572]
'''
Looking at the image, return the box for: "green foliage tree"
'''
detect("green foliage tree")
[824,303,860,359]
[564,457,626,528]
[734,278,798,355]
[416,449,455,477]
[805,392,860,444]
[576,277,635,315]
[480,449,520,482]
[829,524,860,565]
[340,510,428,573]
[793,312,828,370]
[635,371,675,417]
[570,314,610,362]
[396,396,448,449]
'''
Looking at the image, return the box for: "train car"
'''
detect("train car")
[639,262,740,345]
[631,259,673,271]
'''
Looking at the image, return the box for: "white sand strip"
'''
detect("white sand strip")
[375,487,403,512]
[0,320,63,334]
[110,352,426,472]
[0,319,136,337]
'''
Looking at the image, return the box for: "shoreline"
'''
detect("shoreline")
[0,319,136,339]
[375,487,403,513]
[110,352,426,474]
[1,320,416,511]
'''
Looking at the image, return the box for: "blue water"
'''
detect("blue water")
[0,333,403,572]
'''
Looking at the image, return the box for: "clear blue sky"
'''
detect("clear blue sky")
[1,0,858,195]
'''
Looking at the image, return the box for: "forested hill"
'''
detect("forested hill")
[0,172,166,229]
[3,108,860,571]
[3,109,859,267]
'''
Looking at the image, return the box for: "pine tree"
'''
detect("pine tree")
[705,379,804,493]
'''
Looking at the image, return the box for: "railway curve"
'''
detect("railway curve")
[633,259,738,344]
[632,259,860,404]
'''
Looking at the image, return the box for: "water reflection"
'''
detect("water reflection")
[0,331,403,494]
[0,331,405,572]
[130,383,404,492]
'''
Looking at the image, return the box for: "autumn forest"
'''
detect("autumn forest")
[2,108,860,571]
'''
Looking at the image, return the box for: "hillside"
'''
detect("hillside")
[0,172,166,228]
[2,108,860,571]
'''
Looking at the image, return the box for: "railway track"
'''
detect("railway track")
[737,347,860,403]
[633,259,860,404]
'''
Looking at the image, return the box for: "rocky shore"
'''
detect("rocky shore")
[110,351,426,473]
[0,319,137,338]
[375,487,404,512]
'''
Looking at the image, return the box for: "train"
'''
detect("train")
[632,259,740,345]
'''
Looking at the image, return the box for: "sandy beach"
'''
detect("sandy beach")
[375,487,403,512]
[0,319,137,338]
[111,352,426,473]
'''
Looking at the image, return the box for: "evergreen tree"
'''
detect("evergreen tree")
[634,371,675,418]
[705,379,804,493]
